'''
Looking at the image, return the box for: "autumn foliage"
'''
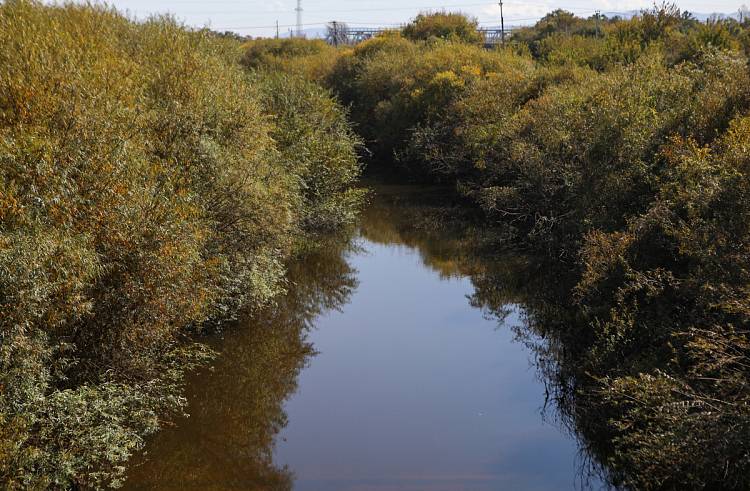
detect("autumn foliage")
[249,7,750,488]
[0,1,361,487]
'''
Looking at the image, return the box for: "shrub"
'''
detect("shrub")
[572,115,750,489]
[241,37,341,81]
[254,72,365,240]
[0,1,361,487]
[332,36,528,169]
[461,49,750,257]
[402,12,483,44]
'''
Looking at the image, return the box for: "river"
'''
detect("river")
[124,183,599,491]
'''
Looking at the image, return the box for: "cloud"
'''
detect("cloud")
[266,0,287,13]
[475,0,653,25]
[480,3,552,23]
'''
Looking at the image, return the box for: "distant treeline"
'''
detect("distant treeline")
[244,4,750,489]
[0,1,362,488]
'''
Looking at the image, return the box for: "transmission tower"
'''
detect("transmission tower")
[295,0,303,37]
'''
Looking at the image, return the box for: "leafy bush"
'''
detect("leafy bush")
[255,72,365,239]
[0,1,361,487]
[330,35,529,170]
[241,37,341,81]
[303,5,750,487]
[402,12,483,44]
[434,49,748,259]
[572,115,750,489]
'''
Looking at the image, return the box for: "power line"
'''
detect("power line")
[213,20,405,30]
[146,1,600,16]
[208,4,636,31]
[288,2,497,14]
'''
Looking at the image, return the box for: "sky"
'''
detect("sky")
[63,0,746,38]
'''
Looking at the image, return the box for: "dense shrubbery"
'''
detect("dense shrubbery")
[402,11,483,44]
[253,6,750,488]
[570,116,750,489]
[254,72,364,240]
[242,32,518,165]
[334,35,533,171]
[241,37,341,81]
[6,1,750,486]
[0,1,361,488]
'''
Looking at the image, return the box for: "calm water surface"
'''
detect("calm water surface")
[125,184,595,491]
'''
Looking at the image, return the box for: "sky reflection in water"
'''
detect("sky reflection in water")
[125,184,593,491]
[276,239,581,491]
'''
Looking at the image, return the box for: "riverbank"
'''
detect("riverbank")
[5,3,750,488]
[0,3,362,487]
[242,9,750,488]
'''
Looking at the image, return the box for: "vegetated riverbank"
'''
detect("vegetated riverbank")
[244,6,750,489]
[0,2,362,488]
[124,182,590,491]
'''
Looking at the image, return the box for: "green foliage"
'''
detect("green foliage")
[330,36,532,170]
[283,5,750,488]
[511,9,603,59]
[509,4,739,69]
[682,20,739,60]
[254,72,365,239]
[0,1,361,487]
[465,50,749,254]
[241,37,340,81]
[402,12,483,44]
[570,115,750,489]
[244,37,330,60]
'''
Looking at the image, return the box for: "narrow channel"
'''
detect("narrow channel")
[125,183,594,491]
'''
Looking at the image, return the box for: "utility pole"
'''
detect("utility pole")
[276,20,279,39]
[332,21,339,47]
[499,1,505,44]
[295,0,303,38]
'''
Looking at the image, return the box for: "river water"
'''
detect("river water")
[125,183,596,491]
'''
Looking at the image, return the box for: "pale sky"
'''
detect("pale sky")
[64,0,746,38]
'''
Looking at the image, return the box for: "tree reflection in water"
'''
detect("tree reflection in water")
[127,182,615,490]
[125,235,360,491]
[360,183,610,488]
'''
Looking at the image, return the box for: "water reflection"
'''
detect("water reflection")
[125,183,600,491]
[125,237,359,490]
[363,186,609,488]
[273,183,592,490]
